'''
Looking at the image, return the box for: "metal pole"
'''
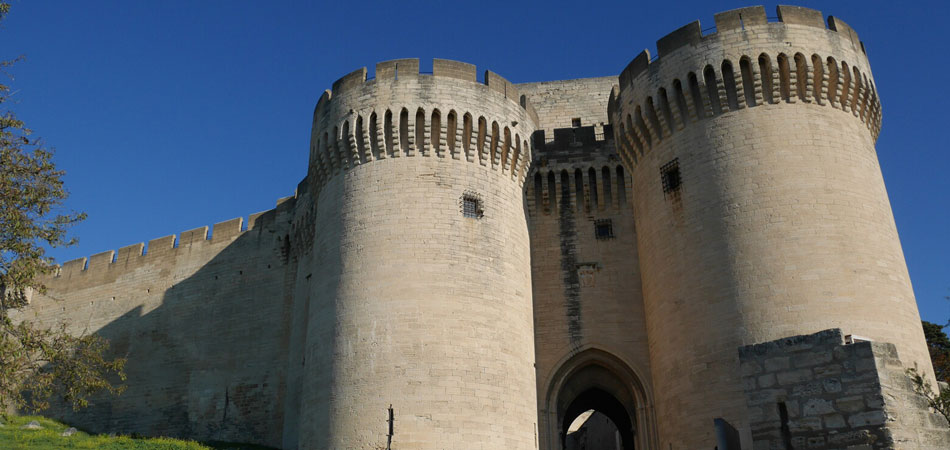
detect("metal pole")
[386,404,394,450]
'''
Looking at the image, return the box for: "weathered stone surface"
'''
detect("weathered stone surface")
[9,5,944,450]
[740,329,950,450]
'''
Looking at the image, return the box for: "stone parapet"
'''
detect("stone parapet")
[307,59,539,192]
[608,5,881,169]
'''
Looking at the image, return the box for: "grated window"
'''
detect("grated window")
[594,219,614,240]
[460,191,484,219]
[660,158,681,194]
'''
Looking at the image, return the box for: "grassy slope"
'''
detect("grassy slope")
[0,416,274,450]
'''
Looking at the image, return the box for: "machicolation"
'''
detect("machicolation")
[14,5,949,450]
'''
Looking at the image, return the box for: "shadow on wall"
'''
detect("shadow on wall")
[29,200,330,449]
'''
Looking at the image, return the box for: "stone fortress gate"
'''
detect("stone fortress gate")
[13,5,950,450]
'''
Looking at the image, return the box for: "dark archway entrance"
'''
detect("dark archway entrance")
[562,388,634,449]
[541,348,657,450]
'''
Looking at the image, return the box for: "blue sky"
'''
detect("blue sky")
[3,1,949,325]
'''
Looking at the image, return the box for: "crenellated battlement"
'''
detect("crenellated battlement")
[307,58,540,192]
[608,5,882,169]
[44,194,299,283]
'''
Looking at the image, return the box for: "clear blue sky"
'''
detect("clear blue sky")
[3,1,949,325]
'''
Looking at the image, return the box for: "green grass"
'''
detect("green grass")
[0,415,275,450]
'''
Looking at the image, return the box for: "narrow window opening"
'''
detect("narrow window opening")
[588,167,599,208]
[355,115,366,159]
[560,170,571,209]
[851,67,862,114]
[476,117,487,163]
[616,166,627,206]
[704,65,722,114]
[645,97,662,138]
[399,108,410,155]
[658,88,674,129]
[660,158,681,194]
[594,219,614,240]
[758,54,774,104]
[778,54,791,102]
[571,118,582,128]
[534,172,543,214]
[601,166,612,207]
[635,106,652,147]
[460,191,483,219]
[462,113,473,158]
[672,79,689,121]
[840,62,852,108]
[794,53,809,101]
[511,137,521,175]
[826,57,839,106]
[369,112,380,158]
[431,110,442,155]
[574,169,584,212]
[502,127,512,170]
[811,54,824,104]
[384,110,394,156]
[490,122,500,165]
[342,121,353,165]
[688,72,705,118]
[721,60,740,111]
[446,111,457,155]
[740,57,756,107]
[415,108,426,154]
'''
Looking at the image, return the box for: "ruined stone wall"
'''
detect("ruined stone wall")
[296,59,540,450]
[523,79,656,450]
[12,193,309,447]
[739,329,950,449]
[609,6,931,449]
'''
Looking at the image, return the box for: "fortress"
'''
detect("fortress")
[12,5,950,450]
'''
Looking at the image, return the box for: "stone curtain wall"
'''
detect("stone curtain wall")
[739,329,950,449]
[12,195,306,447]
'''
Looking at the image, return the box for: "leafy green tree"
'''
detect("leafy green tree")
[0,1,125,416]
[923,320,950,383]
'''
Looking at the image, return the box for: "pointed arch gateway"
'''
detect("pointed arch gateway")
[540,348,657,450]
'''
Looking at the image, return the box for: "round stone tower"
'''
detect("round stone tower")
[298,58,539,449]
[608,6,933,448]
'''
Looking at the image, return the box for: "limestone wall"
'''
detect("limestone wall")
[296,59,539,449]
[739,329,950,449]
[12,195,306,447]
[517,77,616,143]
[609,6,931,449]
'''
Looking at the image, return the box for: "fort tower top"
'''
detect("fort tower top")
[306,58,539,194]
[608,6,929,448]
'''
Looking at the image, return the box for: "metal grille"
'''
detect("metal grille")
[460,191,483,219]
[594,219,614,240]
[660,158,681,194]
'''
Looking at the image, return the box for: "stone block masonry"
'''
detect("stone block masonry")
[12,5,944,450]
[739,329,950,449]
